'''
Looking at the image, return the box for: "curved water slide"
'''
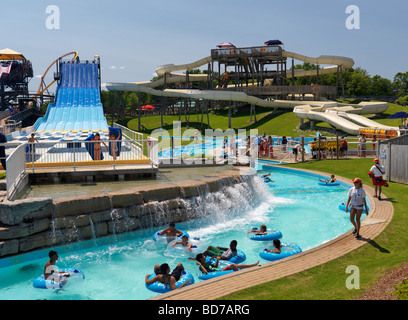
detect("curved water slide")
[294,102,398,135]
[104,82,304,109]
[105,50,355,109]
[128,51,355,88]
[104,49,392,134]
[282,51,354,77]
[294,105,362,135]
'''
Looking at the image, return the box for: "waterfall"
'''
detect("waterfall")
[87,215,97,246]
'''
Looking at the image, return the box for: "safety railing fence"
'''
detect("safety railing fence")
[112,122,144,143]
[6,143,26,200]
[24,139,157,172]
[0,120,22,135]
[5,137,159,200]
[147,137,159,167]
[255,136,381,162]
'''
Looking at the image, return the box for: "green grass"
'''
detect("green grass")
[219,158,408,300]
[118,102,406,140]
[120,106,304,138]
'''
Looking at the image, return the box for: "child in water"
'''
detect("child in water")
[319,174,337,183]
[171,235,194,252]
[265,239,282,254]
[247,225,268,235]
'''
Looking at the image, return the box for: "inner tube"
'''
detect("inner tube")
[318,182,340,186]
[205,249,246,264]
[339,203,368,213]
[249,228,282,241]
[152,230,190,247]
[108,127,122,157]
[33,268,85,289]
[166,238,205,257]
[198,269,235,281]
[145,271,194,293]
[84,134,104,161]
[259,243,302,261]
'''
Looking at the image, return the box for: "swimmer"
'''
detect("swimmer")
[44,250,70,280]
[109,132,120,160]
[247,224,268,235]
[195,253,259,274]
[319,174,337,183]
[159,223,183,243]
[204,240,238,261]
[262,172,275,182]
[265,239,282,254]
[145,263,190,290]
[171,235,193,252]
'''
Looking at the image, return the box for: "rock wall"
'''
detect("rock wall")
[0,168,254,258]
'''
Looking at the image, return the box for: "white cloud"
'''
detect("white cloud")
[109,66,117,70]
[35,74,43,79]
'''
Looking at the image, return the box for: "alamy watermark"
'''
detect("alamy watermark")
[345,5,360,30]
[345,265,360,289]
[45,5,60,30]
[150,121,259,173]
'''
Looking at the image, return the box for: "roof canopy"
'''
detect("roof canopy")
[217,42,235,48]
[0,48,26,61]
[264,40,283,46]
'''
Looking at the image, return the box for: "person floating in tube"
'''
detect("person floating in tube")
[247,225,268,236]
[265,239,282,254]
[159,223,183,243]
[195,253,259,274]
[319,174,337,184]
[262,172,275,182]
[145,263,190,291]
[171,235,194,252]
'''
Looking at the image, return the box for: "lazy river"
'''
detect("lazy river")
[0,164,363,300]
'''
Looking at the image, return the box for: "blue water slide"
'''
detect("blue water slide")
[33,60,109,133]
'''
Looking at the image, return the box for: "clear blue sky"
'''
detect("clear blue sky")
[3,0,407,93]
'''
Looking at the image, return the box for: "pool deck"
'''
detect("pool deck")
[150,168,394,300]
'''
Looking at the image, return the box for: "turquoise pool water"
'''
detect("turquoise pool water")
[0,166,361,300]
[158,136,315,158]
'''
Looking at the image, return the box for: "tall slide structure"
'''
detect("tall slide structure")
[105,44,397,136]
[34,58,108,133]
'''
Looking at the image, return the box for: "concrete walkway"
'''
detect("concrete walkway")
[150,168,394,300]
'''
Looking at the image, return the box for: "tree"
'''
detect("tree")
[369,75,393,96]
[392,71,408,96]
[343,68,371,96]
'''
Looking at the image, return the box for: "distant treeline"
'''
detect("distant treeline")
[100,67,408,115]
[289,63,408,97]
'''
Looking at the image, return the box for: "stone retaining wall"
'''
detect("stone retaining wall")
[0,168,251,258]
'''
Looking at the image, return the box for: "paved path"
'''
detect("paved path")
[149,168,394,300]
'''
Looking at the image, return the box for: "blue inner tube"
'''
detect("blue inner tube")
[145,271,194,293]
[198,269,235,280]
[259,243,302,262]
[152,230,189,242]
[205,249,246,264]
[33,268,85,289]
[250,228,282,241]
[108,127,122,157]
[318,182,340,186]
[339,203,368,213]
[166,238,205,257]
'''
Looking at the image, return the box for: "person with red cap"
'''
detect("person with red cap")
[369,158,387,200]
[345,178,369,239]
